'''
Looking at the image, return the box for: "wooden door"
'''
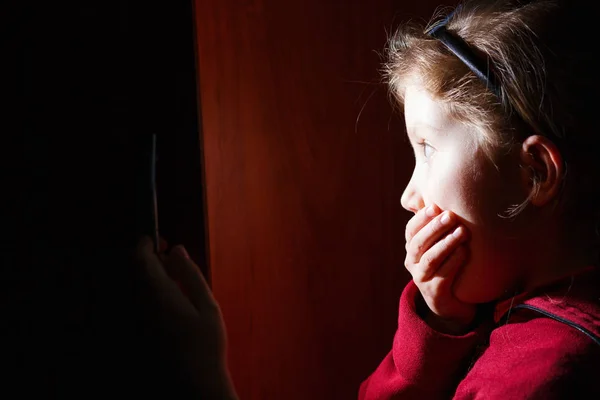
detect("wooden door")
[194,1,441,398]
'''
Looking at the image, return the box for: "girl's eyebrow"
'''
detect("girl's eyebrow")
[406,123,443,139]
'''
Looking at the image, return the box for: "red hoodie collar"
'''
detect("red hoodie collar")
[493,265,598,323]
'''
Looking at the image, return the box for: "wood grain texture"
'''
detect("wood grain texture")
[193,1,441,398]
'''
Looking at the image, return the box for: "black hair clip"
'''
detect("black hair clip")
[425,5,572,160]
[426,7,502,99]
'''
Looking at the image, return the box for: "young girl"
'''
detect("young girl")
[136,0,599,398]
[359,0,600,398]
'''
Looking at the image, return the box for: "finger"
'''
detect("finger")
[405,204,440,243]
[136,237,200,316]
[136,236,171,282]
[421,244,471,320]
[409,225,468,282]
[136,236,186,293]
[163,245,218,312]
[426,244,469,303]
[407,210,457,265]
[159,236,169,253]
[436,241,469,281]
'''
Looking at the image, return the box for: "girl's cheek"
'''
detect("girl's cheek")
[425,168,450,210]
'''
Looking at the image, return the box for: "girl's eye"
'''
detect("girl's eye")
[419,142,434,159]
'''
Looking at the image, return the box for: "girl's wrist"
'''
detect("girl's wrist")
[424,311,475,335]
[414,291,476,335]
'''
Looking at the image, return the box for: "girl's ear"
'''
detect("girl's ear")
[519,135,564,207]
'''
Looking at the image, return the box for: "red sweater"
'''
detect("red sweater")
[359,267,600,399]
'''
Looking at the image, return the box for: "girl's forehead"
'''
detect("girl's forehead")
[405,86,445,121]
[404,85,457,137]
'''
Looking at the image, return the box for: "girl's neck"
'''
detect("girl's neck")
[523,222,599,292]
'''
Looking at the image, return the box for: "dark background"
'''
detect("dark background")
[5,0,206,396]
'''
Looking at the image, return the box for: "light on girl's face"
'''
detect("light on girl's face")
[402,84,531,304]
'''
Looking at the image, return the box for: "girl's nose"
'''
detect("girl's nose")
[400,177,424,214]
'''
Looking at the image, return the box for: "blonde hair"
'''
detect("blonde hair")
[385,0,600,223]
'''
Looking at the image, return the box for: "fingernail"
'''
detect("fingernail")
[425,205,436,217]
[172,245,189,259]
[453,226,463,238]
[159,237,169,252]
[441,212,451,225]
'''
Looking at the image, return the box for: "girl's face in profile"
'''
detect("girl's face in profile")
[401,84,531,304]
